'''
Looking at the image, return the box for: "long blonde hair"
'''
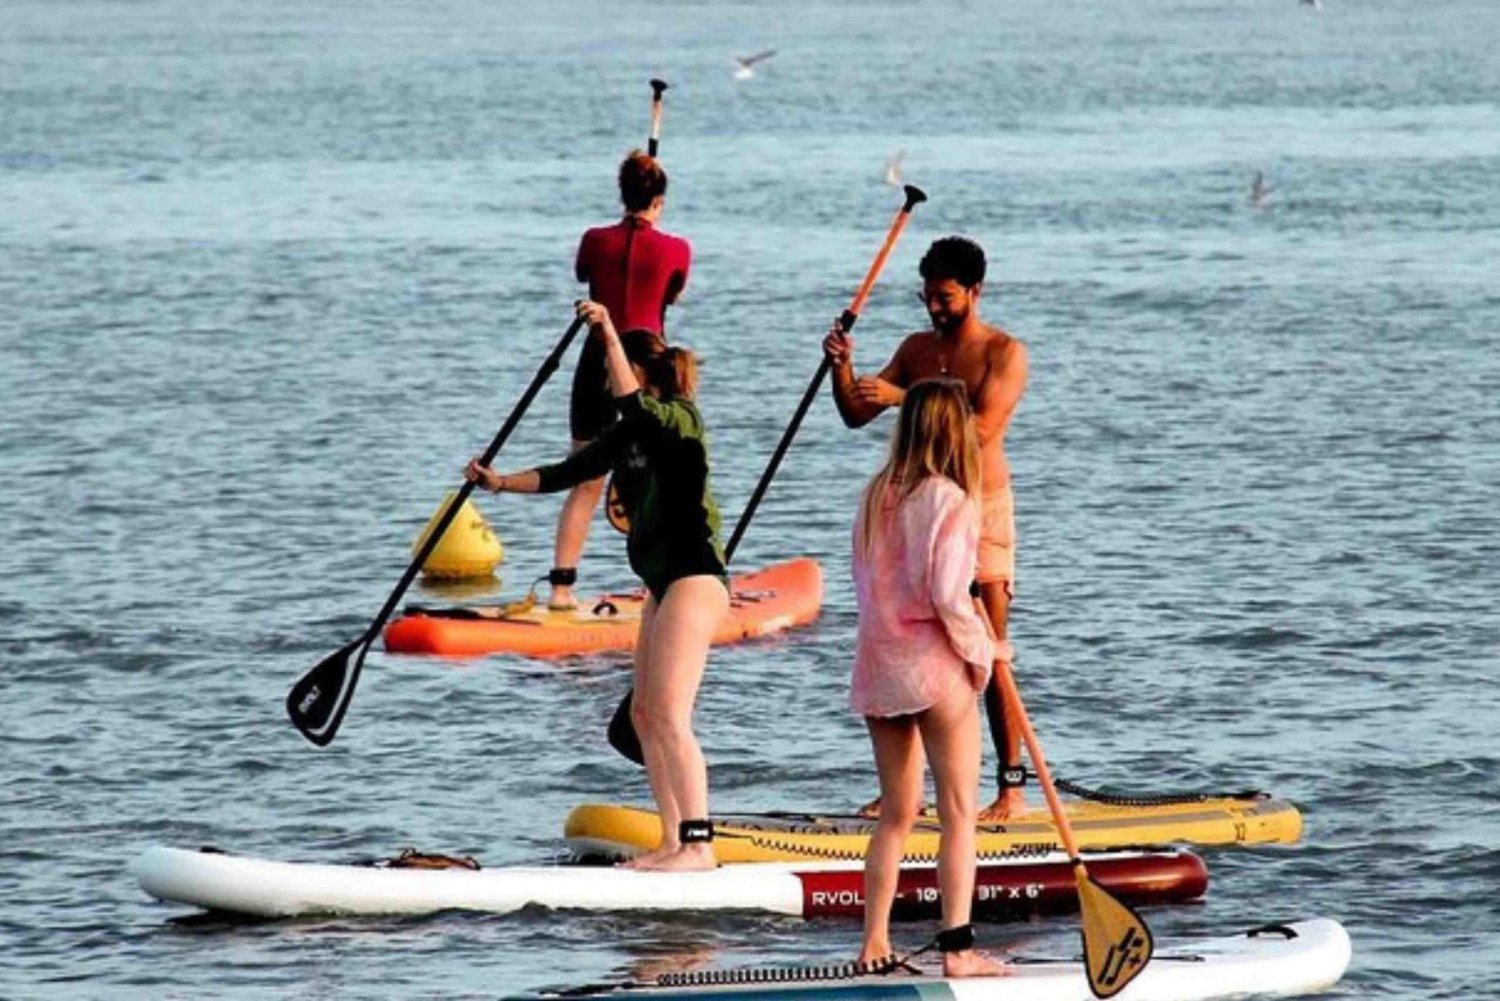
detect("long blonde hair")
[857,378,981,555]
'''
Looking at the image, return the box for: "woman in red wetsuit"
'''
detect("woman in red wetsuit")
[549,151,692,611]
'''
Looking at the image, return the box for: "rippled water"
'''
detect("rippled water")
[3,1,1498,998]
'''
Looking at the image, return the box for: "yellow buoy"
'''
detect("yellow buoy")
[412,491,504,579]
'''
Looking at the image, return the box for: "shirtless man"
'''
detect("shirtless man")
[824,236,1029,822]
[549,150,691,610]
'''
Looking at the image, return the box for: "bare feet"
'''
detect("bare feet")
[618,844,678,870]
[942,948,1007,978]
[856,943,894,971]
[635,843,716,872]
[857,796,936,820]
[977,788,1026,824]
[547,585,578,611]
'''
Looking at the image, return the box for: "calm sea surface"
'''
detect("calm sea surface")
[3,1,1497,997]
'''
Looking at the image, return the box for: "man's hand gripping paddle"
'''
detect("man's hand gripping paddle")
[607,185,928,763]
[285,314,588,746]
[974,598,1154,997]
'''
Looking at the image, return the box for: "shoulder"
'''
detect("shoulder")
[578,225,609,252]
[656,229,691,258]
[910,476,970,517]
[985,326,1027,369]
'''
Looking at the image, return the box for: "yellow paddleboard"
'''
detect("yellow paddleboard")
[564,796,1302,863]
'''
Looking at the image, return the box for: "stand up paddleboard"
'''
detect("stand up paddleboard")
[565,795,1302,863]
[383,558,822,658]
[132,845,1205,920]
[527,919,1351,1000]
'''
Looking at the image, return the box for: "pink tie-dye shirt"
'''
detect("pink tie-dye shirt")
[850,476,995,718]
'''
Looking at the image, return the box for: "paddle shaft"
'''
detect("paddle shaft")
[286,314,587,746]
[377,314,588,630]
[971,597,1151,998]
[724,185,927,558]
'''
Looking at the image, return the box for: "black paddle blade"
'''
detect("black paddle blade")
[901,184,927,211]
[607,690,644,765]
[286,635,369,747]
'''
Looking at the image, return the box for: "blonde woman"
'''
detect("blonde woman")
[851,378,1003,976]
[467,299,728,872]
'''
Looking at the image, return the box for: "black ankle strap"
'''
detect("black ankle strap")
[935,924,975,953]
[678,819,714,844]
[547,567,578,587]
[999,764,1028,789]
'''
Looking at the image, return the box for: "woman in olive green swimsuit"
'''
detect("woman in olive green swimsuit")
[466,299,729,872]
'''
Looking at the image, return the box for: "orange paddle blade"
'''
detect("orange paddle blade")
[1075,864,1155,998]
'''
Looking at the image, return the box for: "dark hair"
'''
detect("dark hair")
[619,329,697,400]
[618,150,668,213]
[919,236,986,288]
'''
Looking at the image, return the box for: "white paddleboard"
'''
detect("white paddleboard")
[131,845,1204,920]
[534,919,1351,1000]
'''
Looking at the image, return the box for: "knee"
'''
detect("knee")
[878,791,923,830]
[634,697,689,742]
[935,785,978,828]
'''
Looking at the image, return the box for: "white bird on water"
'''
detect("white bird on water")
[733,49,777,80]
[884,149,905,187]
[1249,170,1273,208]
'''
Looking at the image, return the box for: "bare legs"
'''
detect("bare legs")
[858,682,1005,977]
[549,440,605,610]
[620,574,728,872]
[977,580,1025,822]
[860,579,1022,824]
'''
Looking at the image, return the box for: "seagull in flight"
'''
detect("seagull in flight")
[1249,170,1273,208]
[884,149,905,187]
[733,49,777,80]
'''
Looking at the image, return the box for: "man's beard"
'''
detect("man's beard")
[930,306,968,336]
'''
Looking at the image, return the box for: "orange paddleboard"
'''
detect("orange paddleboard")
[383,558,822,658]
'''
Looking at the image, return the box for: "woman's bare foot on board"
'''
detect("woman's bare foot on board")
[942,948,1008,977]
[618,845,677,870]
[636,843,716,871]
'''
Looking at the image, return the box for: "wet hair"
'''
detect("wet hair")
[618,150,668,213]
[857,378,980,557]
[619,328,697,400]
[919,236,987,288]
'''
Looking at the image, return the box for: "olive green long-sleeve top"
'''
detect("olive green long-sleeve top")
[535,391,726,596]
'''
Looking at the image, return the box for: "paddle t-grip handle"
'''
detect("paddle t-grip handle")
[648,78,668,157]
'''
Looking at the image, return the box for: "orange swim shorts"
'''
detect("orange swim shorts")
[975,484,1016,595]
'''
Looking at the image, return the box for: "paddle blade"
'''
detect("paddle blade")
[285,636,368,747]
[607,690,644,765]
[1075,864,1154,998]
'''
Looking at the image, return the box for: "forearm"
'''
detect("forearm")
[484,469,541,494]
[830,362,878,428]
[601,327,641,397]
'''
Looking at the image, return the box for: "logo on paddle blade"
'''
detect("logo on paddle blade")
[1099,926,1148,988]
[298,686,321,716]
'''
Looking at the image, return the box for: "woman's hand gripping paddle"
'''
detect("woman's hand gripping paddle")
[973,598,1154,997]
[284,314,588,746]
[606,186,929,764]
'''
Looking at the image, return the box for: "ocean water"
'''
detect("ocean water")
[2,0,1497,997]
